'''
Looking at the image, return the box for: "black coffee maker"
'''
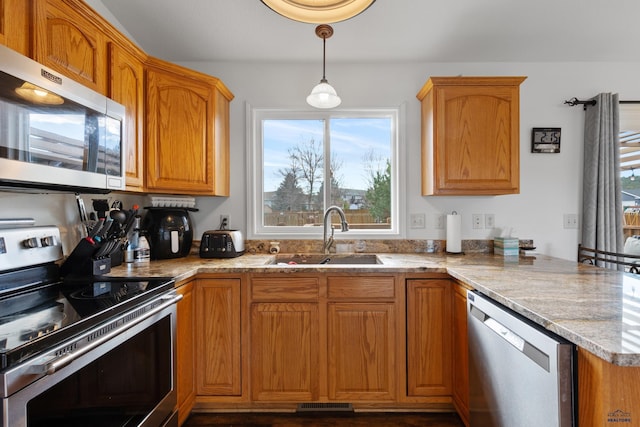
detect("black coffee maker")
[142,207,197,259]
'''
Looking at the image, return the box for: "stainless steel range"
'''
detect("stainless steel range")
[0,224,180,427]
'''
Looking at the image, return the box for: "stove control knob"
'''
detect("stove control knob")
[23,237,40,248]
[41,236,56,247]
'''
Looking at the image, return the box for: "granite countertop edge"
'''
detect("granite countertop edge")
[110,252,640,367]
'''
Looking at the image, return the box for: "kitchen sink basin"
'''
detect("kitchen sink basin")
[270,254,382,265]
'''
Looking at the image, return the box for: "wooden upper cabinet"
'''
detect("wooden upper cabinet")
[145,57,233,195]
[0,0,31,56]
[33,0,108,94]
[109,42,146,191]
[417,76,526,195]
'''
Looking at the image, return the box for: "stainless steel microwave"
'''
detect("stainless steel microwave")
[0,44,125,193]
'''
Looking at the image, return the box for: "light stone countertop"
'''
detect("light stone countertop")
[109,252,640,366]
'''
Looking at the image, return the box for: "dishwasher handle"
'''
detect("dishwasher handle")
[469,302,550,372]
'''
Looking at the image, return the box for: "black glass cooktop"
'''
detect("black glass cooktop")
[0,266,174,371]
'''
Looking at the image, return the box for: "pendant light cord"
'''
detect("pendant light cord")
[322,36,326,82]
[315,24,333,83]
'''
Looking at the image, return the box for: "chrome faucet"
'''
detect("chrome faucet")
[323,206,349,254]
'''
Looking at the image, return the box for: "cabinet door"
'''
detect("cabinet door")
[109,43,145,191]
[34,0,108,94]
[0,0,30,55]
[327,302,396,401]
[250,302,319,401]
[146,64,215,194]
[418,77,525,196]
[196,278,242,396]
[452,283,469,426]
[406,279,452,396]
[176,281,195,425]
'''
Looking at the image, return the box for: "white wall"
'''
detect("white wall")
[178,59,640,261]
[3,58,639,261]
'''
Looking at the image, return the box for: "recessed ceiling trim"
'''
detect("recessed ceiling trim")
[261,0,375,23]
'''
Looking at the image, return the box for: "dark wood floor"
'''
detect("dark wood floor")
[182,411,465,427]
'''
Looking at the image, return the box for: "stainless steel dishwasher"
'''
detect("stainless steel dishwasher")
[467,291,576,427]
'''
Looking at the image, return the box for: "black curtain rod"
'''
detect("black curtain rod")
[564,97,597,110]
[564,98,640,110]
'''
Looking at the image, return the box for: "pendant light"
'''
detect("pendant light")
[307,24,341,109]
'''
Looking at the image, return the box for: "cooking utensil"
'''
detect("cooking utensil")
[76,194,89,235]
[109,209,127,225]
[88,218,105,239]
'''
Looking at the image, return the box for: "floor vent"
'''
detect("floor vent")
[296,403,354,413]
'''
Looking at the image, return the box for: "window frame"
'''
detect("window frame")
[247,105,405,240]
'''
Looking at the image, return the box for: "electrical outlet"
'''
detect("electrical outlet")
[472,213,484,229]
[410,213,425,229]
[485,214,495,229]
[220,214,229,230]
[563,214,578,229]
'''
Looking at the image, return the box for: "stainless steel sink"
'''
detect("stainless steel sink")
[270,254,382,265]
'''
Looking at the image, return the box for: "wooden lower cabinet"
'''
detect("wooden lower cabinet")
[578,348,640,427]
[248,274,400,404]
[249,276,320,401]
[176,280,195,426]
[190,272,463,413]
[195,277,242,396]
[327,302,396,400]
[406,279,452,397]
[250,302,320,401]
[451,282,469,426]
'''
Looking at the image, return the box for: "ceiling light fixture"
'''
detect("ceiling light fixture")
[306,24,341,109]
[261,0,375,24]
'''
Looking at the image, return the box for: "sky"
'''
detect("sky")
[262,116,392,193]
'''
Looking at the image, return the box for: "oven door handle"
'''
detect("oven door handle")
[43,293,182,375]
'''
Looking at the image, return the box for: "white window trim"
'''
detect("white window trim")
[246,103,406,240]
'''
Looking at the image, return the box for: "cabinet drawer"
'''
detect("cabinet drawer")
[251,277,319,301]
[327,276,395,299]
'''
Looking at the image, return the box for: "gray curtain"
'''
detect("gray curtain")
[581,93,623,263]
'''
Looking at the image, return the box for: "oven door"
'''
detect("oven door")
[2,293,179,427]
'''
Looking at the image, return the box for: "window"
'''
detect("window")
[248,108,402,238]
[619,102,640,238]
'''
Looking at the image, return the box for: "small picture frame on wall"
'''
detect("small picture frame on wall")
[532,127,561,153]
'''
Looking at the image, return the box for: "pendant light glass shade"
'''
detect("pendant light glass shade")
[307,25,341,109]
[307,79,341,109]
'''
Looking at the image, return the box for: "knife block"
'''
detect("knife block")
[60,238,112,277]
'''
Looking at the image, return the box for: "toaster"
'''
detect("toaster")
[199,230,245,258]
